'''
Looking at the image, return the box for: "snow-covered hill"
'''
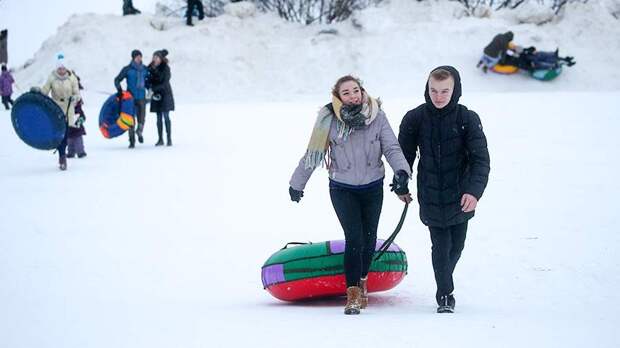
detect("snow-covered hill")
[4,0,620,102]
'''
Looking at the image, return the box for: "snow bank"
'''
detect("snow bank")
[5,0,620,102]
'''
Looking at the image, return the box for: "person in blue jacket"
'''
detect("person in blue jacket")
[114,49,148,148]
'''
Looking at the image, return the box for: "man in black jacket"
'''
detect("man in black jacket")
[398,66,490,313]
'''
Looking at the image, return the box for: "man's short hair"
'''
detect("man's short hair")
[429,68,453,81]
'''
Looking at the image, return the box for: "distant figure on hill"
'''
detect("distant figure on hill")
[477,31,520,73]
[186,0,205,26]
[123,0,141,15]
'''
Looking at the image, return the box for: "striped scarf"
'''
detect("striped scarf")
[303,91,380,170]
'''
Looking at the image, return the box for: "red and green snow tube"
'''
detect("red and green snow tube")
[261,239,407,301]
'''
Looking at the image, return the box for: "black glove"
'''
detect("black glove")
[152,93,162,101]
[116,88,123,99]
[30,86,42,93]
[390,170,410,195]
[289,186,304,203]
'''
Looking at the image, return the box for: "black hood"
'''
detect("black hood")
[424,65,462,115]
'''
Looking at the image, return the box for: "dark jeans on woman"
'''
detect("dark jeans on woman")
[156,111,171,142]
[330,183,383,287]
[2,95,14,110]
[429,222,468,303]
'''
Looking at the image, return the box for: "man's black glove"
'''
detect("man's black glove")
[390,170,410,195]
[116,88,123,99]
[289,186,304,203]
[30,86,42,93]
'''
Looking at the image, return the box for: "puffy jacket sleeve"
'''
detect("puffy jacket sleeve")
[114,66,128,91]
[464,111,490,200]
[41,75,53,96]
[289,155,317,191]
[70,74,81,103]
[151,66,170,94]
[398,109,421,170]
[378,111,411,176]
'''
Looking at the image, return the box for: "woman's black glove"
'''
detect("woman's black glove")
[390,170,410,195]
[289,187,304,203]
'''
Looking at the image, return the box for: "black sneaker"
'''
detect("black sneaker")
[129,143,135,149]
[437,295,454,313]
[448,294,455,310]
[77,152,87,158]
[138,134,144,143]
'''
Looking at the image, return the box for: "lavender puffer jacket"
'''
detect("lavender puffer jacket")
[290,106,411,191]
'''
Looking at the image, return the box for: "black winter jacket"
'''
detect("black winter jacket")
[398,66,490,227]
[148,62,175,113]
[483,31,514,58]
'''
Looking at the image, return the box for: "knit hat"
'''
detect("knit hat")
[56,53,66,69]
[154,49,169,60]
[131,49,143,59]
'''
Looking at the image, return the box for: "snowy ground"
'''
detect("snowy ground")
[1,0,620,346]
[1,90,619,347]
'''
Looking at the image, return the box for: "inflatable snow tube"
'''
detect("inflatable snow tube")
[262,239,407,301]
[531,66,562,81]
[491,64,519,74]
[11,92,67,150]
[99,91,135,139]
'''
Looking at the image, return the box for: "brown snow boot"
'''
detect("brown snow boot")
[344,286,362,315]
[360,276,368,309]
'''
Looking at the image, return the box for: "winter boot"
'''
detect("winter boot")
[360,276,368,309]
[59,155,67,171]
[137,126,144,143]
[344,286,362,315]
[155,120,164,146]
[165,119,172,146]
[437,294,454,314]
[78,152,87,158]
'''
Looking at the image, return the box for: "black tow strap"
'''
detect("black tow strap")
[374,202,409,261]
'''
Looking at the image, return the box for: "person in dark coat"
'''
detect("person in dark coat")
[147,49,175,146]
[1,64,15,110]
[123,0,141,15]
[115,49,148,148]
[398,66,490,313]
[477,31,518,73]
[186,0,205,26]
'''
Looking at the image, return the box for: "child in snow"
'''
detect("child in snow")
[0,64,15,110]
[477,31,520,73]
[147,49,175,146]
[67,70,87,158]
[398,66,490,313]
[115,49,148,148]
[289,75,412,315]
[31,53,82,171]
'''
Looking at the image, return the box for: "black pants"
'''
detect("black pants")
[128,99,146,144]
[2,95,14,110]
[330,185,383,287]
[156,111,171,141]
[57,129,68,159]
[186,0,204,24]
[429,222,468,303]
